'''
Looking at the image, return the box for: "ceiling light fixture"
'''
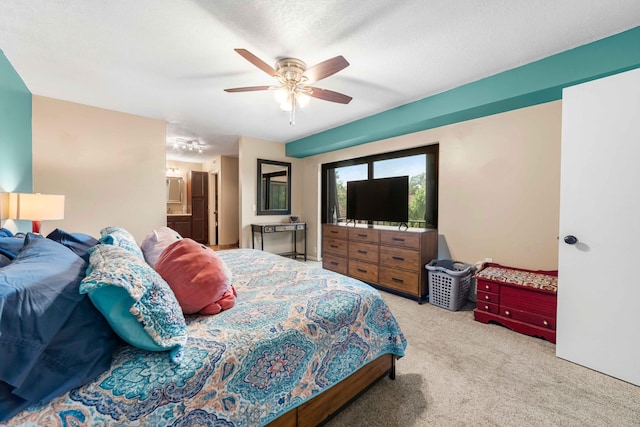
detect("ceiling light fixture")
[225,49,352,126]
[173,138,206,154]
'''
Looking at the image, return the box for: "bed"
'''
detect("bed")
[3,236,406,426]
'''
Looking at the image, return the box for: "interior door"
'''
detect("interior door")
[189,171,209,244]
[556,67,640,386]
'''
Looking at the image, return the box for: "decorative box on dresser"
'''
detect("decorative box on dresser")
[322,224,438,303]
[473,263,558,343]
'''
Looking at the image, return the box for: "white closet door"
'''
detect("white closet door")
[556,67,640,386]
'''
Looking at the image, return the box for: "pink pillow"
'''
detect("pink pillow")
[155,239,236,315]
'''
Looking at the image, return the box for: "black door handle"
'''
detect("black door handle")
[564,235,578,245]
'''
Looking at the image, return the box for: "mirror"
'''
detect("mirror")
[166,177,183,203]
[257,159,291,215]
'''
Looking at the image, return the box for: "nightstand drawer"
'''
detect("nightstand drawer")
[379,246,419,270]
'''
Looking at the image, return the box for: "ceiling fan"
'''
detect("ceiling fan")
[224,49,352,125]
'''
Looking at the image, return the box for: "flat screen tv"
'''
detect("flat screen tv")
[346,176,409,223]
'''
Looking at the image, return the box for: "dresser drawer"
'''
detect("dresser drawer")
[323,238,347,257]
[379,267,419,295]
[476,290,499,305]
[349,242,379,263]
[323,254,347,275]
[379,231,420,249]
[476,301,499,315]
[349,259,378,283]
[323,224,347,240]
[476,279,500,294]
[379,246,420,270]
[501,305,556,330]
[501,286,556,317]
[348,228,380,244]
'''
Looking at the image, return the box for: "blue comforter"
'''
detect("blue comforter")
[6,249,406,426]
[0,234,117,421]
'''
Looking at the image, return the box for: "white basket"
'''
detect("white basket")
[425,260,473,311]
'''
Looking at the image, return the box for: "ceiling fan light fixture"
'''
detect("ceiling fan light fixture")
[225,49,351,125]
[296,92,310,108]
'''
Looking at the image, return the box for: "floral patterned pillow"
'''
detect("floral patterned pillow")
[99,226,144,260]
[80,244,187,363]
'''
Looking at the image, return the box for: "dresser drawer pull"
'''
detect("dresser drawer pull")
[330,261,338,266]
[484,295,490,301]
[484,305,489,310]
[485,285,490,290]
[357,233,368,238]
[543,320,549,327]
[330,245,339,249]
[392,256,405,261]
[330,230,338,234]
[504,310,511,316]
[392,237,405,242]
[357,250,367,254]
[357,268,367,273]
[391,278,404,283]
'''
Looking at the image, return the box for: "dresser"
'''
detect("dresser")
[322,224,438,303]
[473,264,558,343]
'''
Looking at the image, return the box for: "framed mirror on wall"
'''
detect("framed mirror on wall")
[257,159,291,215]
[166,177,183,203]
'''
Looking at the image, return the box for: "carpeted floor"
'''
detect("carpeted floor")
[325,291,640,427]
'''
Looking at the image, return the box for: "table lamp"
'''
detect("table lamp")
[8,193,65,234]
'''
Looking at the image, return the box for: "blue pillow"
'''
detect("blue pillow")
[81,244,187,363]
[0,228,13,237]
[0,234,117,421]
[0,236,25,260]
[99,225,144,259]
[46,228,99,262]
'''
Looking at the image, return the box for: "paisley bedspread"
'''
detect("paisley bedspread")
[7,249,407,427]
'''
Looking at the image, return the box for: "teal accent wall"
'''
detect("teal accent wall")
[286,26,640,158]
[0,50,32,193]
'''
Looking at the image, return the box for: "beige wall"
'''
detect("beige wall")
[218,156,239,246]
[238,136,302,250]
[299,101,562,269]
[32,95,166,241]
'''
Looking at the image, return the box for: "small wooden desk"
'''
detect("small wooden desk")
[251,223,307,261]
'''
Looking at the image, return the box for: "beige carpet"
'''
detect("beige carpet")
[325,291,640,427]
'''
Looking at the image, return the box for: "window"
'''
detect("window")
[322,145,438,228]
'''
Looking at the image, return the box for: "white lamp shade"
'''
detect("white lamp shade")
[8,193,65,221]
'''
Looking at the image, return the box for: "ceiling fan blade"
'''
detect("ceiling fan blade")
[304,56,349,83]
[234,49,278,77]
[308,87,352,104]
[224,86,271,93]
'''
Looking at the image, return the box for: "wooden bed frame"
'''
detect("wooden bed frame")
[267,353,396,427]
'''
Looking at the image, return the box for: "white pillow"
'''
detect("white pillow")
[140,227,183,267]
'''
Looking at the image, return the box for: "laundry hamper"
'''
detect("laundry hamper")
[425,260,473,311]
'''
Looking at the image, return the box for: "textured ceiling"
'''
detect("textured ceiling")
[2,1,640,163]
